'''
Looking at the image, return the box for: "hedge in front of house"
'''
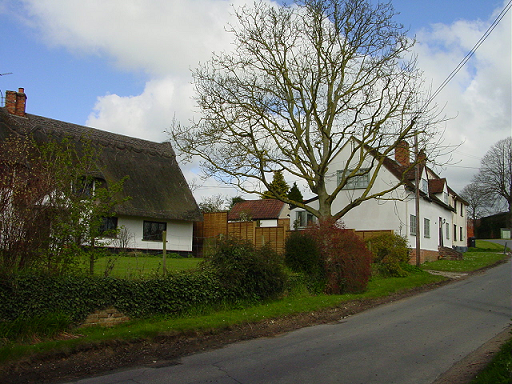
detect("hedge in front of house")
[0,270,227,324]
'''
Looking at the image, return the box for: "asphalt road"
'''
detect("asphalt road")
[68,260,511,384]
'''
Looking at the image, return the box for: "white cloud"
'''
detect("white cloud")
[414,2,511,192]
[86,76,194,142]
[14,0,512,198]
[20,0,244,76]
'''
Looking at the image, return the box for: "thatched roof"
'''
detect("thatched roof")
[0,107,202,222]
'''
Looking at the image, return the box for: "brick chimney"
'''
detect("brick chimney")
[5,88,27,117]
[395,140,410,166]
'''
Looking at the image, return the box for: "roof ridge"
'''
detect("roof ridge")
[2,108,174,158]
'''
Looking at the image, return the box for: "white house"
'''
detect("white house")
[1,88,202,254]
[292,138,468,263]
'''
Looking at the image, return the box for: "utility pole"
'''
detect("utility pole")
[414,133,421,267]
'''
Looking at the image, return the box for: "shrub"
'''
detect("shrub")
[306,219,372,294]
[0,270,226,338]
[284,231,322,277]
[202,237,287,301]
[366,233,410,277]
[284,230,325,293]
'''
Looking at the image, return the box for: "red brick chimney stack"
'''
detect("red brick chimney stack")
[5,88,27,117]
[395,140,410,166]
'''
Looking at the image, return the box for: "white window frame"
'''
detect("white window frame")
[338,168,370,190]
[424,218,430,238]
[296,211,315,229]
[410,214,417,236]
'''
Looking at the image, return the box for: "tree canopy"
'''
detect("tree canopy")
[172,0,442,220]
[262,170,289,199]
[472,137,512,227]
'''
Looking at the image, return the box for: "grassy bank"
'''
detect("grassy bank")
[422,240,509,273]
[0,268,445,364]
[1,244,509,367]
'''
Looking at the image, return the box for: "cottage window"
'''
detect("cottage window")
[143,220,167,241]
[460,203,464,217]
[424,218,430,238]
[459,226,463,241]
[99,217,118,238]
[420,179,428,194]
[338,168,370,189]
[410,214,417,236]
[296,211,315,229]
[446,223,450,240]
[453,224,457,241]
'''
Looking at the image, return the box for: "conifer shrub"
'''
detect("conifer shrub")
[202,237,287,301]
[366,233,410,277]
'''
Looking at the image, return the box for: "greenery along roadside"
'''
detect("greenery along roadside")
[422,240,510,273]
[1,240,509,366]
[0,267,446,365]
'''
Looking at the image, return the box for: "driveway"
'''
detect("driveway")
[67,260,512,384]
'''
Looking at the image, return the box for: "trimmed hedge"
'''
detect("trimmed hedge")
[0,270,226,324]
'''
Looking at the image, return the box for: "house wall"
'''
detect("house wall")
[113,216,194,252]
[451,198,467,249]
[292,141,455,259]
[259,219,278,227]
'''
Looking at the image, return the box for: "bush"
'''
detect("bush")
[202,237,287,301]
[284,231,323,276]
[0,270,226,339]
[301,219,372,294]
[366,233,410,277]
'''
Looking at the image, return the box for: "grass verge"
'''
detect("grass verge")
[470,337,512,384]
[422,242,509,273]
[1,247,508,368]
[0,269,445,365]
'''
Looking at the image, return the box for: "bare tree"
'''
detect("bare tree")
[473,137,512,228]
[460,182,493,228]
[172,0,443,221]
[198,194,228,212]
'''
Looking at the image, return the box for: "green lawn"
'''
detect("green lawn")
[421,241,509,273]
[82,255,202,278]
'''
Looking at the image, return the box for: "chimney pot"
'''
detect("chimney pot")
[4,88,27,117]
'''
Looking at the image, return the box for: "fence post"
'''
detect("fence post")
[162,230,167,276]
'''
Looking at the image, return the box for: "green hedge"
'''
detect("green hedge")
[0,270,226,324]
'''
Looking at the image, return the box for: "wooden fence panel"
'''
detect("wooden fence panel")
[194,211,395,257]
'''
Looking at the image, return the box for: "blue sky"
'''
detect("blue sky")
[0,0,510,200]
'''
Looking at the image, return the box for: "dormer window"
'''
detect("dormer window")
[420,179,428,194]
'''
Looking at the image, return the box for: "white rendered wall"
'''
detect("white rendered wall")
[114,216,194,252]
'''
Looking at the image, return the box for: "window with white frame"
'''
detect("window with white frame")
[424,218,430,238]
[446,223,450,239]
[295,211,315,229]
[338,168,370,189]
[460,226,463,241]
[410,214,417,236]
[453,224,457,241]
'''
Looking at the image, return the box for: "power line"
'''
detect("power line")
[424,0,512,109]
